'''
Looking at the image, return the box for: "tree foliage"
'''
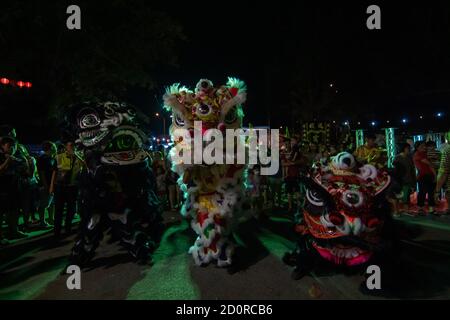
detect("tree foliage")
[0,0,185,123]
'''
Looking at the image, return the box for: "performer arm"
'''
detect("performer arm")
[49,170,57,194]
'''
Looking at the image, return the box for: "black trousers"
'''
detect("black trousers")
[417,174,436,207]
[0,193,19,238]
[54,185,78,236]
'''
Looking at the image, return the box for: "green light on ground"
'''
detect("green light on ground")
[0,250,67,300]
[257,227,295,260]
[127,221,200,300]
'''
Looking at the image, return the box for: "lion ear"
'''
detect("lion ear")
[222,77,247,115]
[163,93,187,116]
[226,77,247,94]
[163,83,190,116]
[221,92,247,116]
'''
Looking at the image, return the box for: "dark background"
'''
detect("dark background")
[1,1,449,142]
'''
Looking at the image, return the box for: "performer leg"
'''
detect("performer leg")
[106,204,158,264]
[69,213,106,267]
[283,235,316,280]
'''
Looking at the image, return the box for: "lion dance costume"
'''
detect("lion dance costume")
[163,78,248,267]
[284,152,393,279]
[63,101,162,266]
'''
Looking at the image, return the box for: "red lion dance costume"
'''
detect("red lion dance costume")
[284,152,394,280]
[163,78,248,267]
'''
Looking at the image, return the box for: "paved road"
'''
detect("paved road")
[1,211,450,300]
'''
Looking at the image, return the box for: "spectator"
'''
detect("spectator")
[0,136,25,242]
[413,141,436,214]
[17,144,39,231]
[393,143,416,213]
[436,131,450,214]
[0,125,17,140]
[427,140,441,203]
[156,167,167,206]
[280,137,290,181]
[426,140,441,172]
[248,165,263,216]
[37,141,57,227]
[439,135,449,152]
[267,148,283,208]
[166,169,180,211]
[308,143,321,165]
[152,151,166,174]
[56,143,65,155]
[354,132,386,168]
[259,167,269,209]
[50,141,84,238]
[329,145,337,156]
[285,136,305,213]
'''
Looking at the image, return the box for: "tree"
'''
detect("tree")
[0,0,185,134]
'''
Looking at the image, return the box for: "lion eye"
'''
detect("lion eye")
[127,108,137,116]
[79,109,100,129]
[201,81,209,89]
[104,107,114,116]
[342,190,364,208]
[197,104,211,116]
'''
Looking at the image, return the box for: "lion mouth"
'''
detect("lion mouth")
[312,241,372,266]
[101,126,147,165]
[80,129,109,147]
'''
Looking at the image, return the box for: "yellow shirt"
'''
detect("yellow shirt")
[55,152,84,185]
[354,145,386,168]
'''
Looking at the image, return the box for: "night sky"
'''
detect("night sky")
[1,1,450,141]
[144,1,450,131]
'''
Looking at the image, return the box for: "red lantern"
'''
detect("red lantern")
[17,81,24,88]
[0,78,9,85]
[25,82,32,88]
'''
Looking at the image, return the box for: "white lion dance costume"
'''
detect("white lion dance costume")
[163,78,248,267]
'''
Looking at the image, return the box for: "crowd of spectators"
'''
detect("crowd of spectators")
[247,131,450,217]
[0,126,184,247]
[1,125,449,247]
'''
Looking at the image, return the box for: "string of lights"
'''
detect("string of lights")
[340,112,445,128]
[0,77,32,88]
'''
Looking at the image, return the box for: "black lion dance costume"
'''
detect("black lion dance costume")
[63,101,162,266]
[163,78,248,267]
[284,152,396,281]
